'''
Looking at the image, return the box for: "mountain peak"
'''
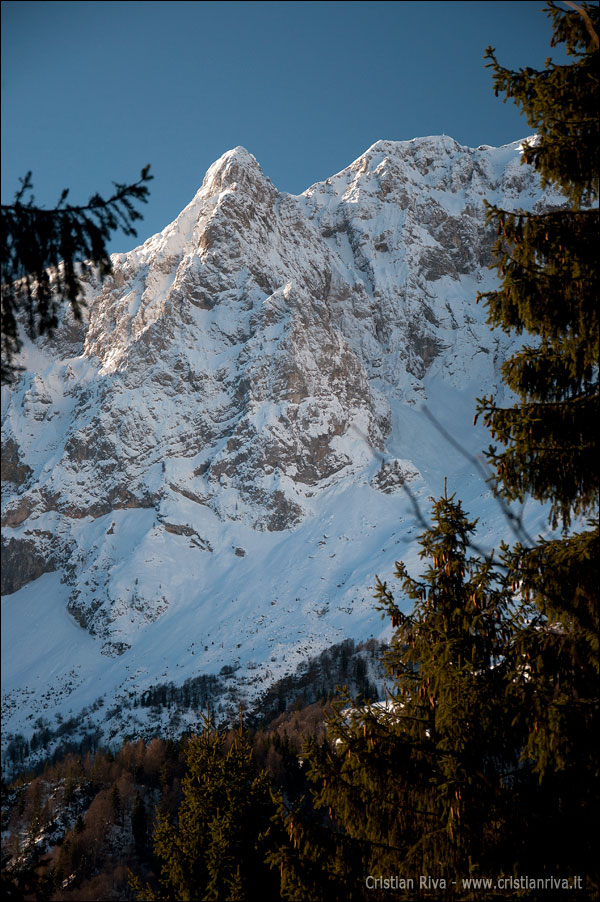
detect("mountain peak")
[366,135,460,154]
[202,145,270,194]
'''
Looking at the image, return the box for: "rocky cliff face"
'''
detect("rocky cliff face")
[1,136,560,754]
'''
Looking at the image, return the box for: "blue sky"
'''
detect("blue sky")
[2,1,568,252]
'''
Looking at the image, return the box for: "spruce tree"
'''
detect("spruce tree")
[476,2,599,888]
[1,166,152,383]
[277,495,522,900]
[477,3,598,529]
[131,715,279,902]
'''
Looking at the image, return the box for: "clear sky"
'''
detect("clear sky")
[1,1,570,252]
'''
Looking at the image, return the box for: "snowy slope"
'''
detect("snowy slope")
[1,136,560,766]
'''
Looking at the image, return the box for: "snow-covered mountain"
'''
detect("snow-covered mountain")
[1,136,559,765]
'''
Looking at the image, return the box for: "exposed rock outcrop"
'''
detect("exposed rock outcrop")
[1,136,561,645]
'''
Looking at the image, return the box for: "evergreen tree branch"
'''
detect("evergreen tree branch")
[1,166,153,384]
[564,0,600,50]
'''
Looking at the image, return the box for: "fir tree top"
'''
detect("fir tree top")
[485,1,599,208]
